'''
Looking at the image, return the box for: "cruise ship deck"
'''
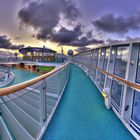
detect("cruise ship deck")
[43,64,134,140]
[1,41,140,140]
[1,0,140,139]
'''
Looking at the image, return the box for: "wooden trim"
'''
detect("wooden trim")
[0,62,69,96]
[77,62,140,91]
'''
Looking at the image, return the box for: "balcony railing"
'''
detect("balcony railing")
[72,42,140,139]
[0,62,70,140]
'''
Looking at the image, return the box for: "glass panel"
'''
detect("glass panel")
[136,48,140,83]
[93,49,99,66]
[96,71,101,84]
[98,48,105,68]
[103,48,110,70]
[98,49,101,66]
[132,91,140,126]
[100,73,105,90]
[92,68,96,80]
[114,46,129,78]
[110,80,123,107]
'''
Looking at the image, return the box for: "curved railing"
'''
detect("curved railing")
[72,42,140,139]
[76,62,140,91]
[0,62,69,96]
[0,62,71,140]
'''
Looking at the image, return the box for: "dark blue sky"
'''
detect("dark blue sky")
[0,0,140,51]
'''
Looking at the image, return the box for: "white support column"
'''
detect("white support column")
[103,46,111,89]
[89,50,94,76]
[122,43,140,121]
[104,45,116,89]
[121,43,132,118]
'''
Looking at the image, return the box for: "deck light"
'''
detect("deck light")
[111,50,115,54]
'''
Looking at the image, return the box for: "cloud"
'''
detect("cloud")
[0,35,24,50]
[49,25,82,44]
[92,12,140,34]
[18,0,105,47]
[18,0,103,47]
[15,36,21,40]
[66,36,104,46]
[45,25,103,46]
[86,30,93,39]
[11,44,25,50]
[75,47,90,53]
[106,38,121,43]
[106,36,140,43]
[0,35,11,49]
[125,36,140,41]
[22,0,32,4]
[18,0,80,40]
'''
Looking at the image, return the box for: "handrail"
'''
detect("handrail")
[0,62,69,96]
[76,62,140,91]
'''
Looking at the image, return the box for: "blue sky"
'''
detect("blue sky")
[0,0,140,52]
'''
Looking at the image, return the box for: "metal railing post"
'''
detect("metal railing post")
[39,79,46,125]
[56,71,63,95]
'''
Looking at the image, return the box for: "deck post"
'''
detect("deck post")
[57,72,62,95]
[121,43,132,118]
[39,79,46,125]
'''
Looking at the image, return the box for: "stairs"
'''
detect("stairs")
[0,64,70,140]
[0,116,13,140]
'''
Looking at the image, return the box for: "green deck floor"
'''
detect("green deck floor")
[42,64,135,140]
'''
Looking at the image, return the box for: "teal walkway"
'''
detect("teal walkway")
[42,64,135,140]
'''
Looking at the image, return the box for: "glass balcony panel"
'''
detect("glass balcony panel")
[93,49,99,66]
[100,73,105,90]
[132,91,140,126]
[136,49,140,83]
[103,48,110,70]
[114,46,129,78]
[110,80,123,108]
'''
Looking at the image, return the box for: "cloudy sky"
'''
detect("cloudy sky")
[0,0,140,53]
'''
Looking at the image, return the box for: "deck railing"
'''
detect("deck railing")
[75,62,140,91]
[0,62,70,140]
[72,42,140,140]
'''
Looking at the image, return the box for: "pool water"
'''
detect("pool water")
[42,64,135,140]
[8,68,39,86]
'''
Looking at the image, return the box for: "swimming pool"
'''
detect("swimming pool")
[42,64,134,140]
[8,68,39,86]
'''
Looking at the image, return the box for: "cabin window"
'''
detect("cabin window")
[110,80,123,109]
[114,46,129,78]
[132,91,140,126]
[103,48,110,70]
[100,73,105,90]
[92,68,96,80]
[98,49,101,66]
[136,49,140,83]
[93,49,99,66]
